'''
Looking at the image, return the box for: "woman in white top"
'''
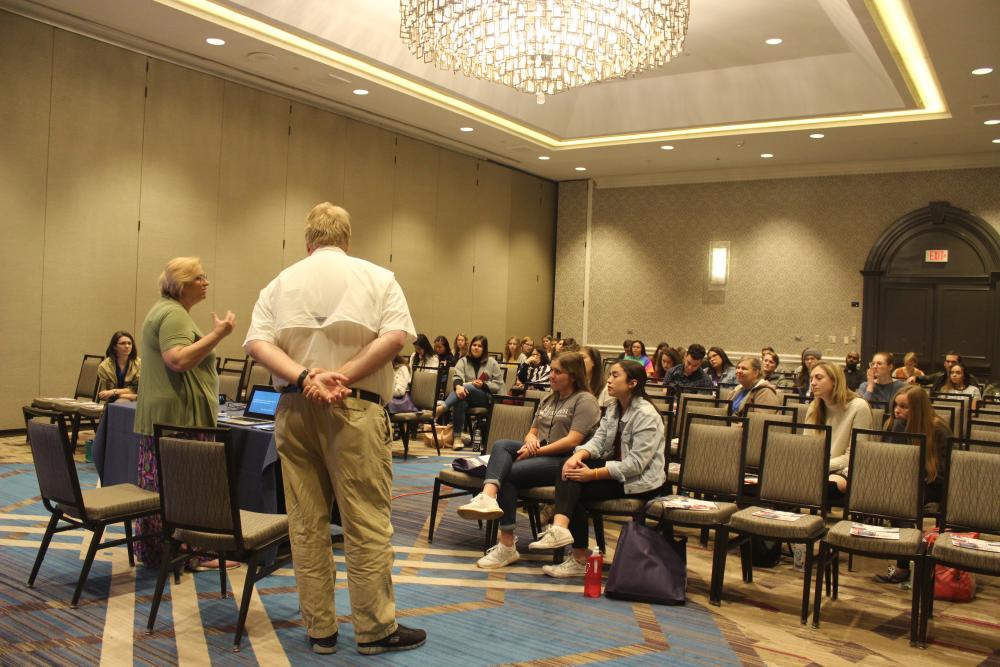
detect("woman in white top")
[409,334,437,373]
[806,361,873,494]
[939,363,981,409]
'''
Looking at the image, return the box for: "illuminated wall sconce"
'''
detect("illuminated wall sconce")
[708,241,730,289]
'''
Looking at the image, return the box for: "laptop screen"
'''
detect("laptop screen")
[244,385,280,420]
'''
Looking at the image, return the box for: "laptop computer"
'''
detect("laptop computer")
[218,385,280,426]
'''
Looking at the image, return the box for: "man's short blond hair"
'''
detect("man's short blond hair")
[159,257,202,299]
[305,203,351,250]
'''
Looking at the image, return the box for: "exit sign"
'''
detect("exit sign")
[925,249,949,263]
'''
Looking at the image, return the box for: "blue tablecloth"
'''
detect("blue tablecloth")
[92,402,279,514]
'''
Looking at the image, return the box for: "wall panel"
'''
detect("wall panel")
[506,173,556,342]
[0,13,51,426]
[213,82,289,361]
[471,161,512,347]
[432,152,477,340]
[284,102,346,267]
[390,136,440,333]
[341,119,394,266]
[135,60,224,337]
[39,31,147,397]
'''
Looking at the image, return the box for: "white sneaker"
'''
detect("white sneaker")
[477,538,519,569]
[457,493,504,521]
[542,555,588,578]
[527,525,574,551]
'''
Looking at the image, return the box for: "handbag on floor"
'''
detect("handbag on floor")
[925,528,978,602]
[604,502,687,605]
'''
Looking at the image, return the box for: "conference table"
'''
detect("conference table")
[92,402,281,514]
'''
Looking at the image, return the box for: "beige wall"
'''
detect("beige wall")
[555,167,1000,362]
[0,11,556,429]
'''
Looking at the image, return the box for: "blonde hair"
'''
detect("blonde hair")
[305,202,351,251]
[158,257,202,299]
[807,361,856,425]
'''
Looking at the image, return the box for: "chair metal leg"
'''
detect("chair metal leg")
[427,479,441,543]
[919,556,934,647]
[591,514,606,555]
[27,512,61,587]
[232,552,259,652]
[219,551,228,598]
[831,549,840,599]
[430,421,441,456]
[699,527,709,548]
[799,541,814,625]
[527,503,538,538]
[400,427,409,461]
[124,520,135,567]
[739,540,753,583]
[909,556,922,647]
[71,524,105,608]
[146,541,177,635]
[709,526,729,606]
[812,542,827,628]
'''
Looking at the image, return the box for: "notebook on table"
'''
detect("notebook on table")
[218,385,280,426]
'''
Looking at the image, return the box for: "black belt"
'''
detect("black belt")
[282,384,383,406]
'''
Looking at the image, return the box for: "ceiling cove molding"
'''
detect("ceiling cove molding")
[150,0,949,150]
[594,153,1000,189]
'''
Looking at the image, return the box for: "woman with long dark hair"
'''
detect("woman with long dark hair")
[410,334,437,372]
[707,346,737,386]
[436,336,503,449]
[96,330,141,402]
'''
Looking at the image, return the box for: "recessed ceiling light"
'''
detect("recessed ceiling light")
[352,89,369,96]
[760,153,774,159]
[765,38,783,45]
[660,144,675,150]
[205,37,226,46]
[809,133,825,139]
[538,156,550,160]
[993,138,1000,144]
[971,67,993,76]
[459,126,474,132]
[984,119,1000,126]
[575,167,587,171]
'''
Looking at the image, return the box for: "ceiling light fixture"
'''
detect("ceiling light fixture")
[809,133,825,139]
[984,119,1000,126]
[971,67,994,76]
[205,37,226,46]
[765,38,783,45]
[575,167,587,171]
[993,139,1000,144]
[399,1,691,103]
[352,89,369,95]
[760,153,774,159]
[459,127,474,132]
[660,145,675,150]
[538,156,551,160]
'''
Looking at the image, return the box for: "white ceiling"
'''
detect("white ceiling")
[4,0,1000,184]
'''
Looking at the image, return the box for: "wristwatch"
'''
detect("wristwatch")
[296,368,311,390]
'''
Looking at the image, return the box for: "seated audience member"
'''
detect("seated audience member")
[843,350,864,391]
[707,346,737,387]
[761,346,775,356]
[453,333,469,360]
[517,336,535,365]
[731,356,779,416]
[409,333,438,373]
[541,334,554,357]
[875,385,951,584]
[806,361,873,494]
[761,350,781,384]
[624,340,654,375]
[654,347,683,383]
[503,336,521,364]
[663,343,713,390]
[433,335,454,368]
[581,346,613,408]
[913,351,980,391]
[515,347,551,390]
[387,357,416,415]
[618,339,632,360]
[795,348,823,397]
[97,330,141,402]
[939,363,982,408]
[456,352,601,569]
[437,336,504,449]
[560,337,580,353]
[857,352,905,405]
[649,342,671,381]
[893,351,925,381]
[528,360,666,577]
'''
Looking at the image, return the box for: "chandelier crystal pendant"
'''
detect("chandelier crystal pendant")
[400,0,691,103]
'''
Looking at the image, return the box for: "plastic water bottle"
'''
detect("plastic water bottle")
[472,427,483,453]
[584,549,603,598]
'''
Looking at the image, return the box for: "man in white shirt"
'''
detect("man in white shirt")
[244,203,425,656]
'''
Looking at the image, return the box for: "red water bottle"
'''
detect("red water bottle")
[584,549,603,598]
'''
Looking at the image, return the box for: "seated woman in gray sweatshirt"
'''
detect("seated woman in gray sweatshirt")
[436,335,504,449]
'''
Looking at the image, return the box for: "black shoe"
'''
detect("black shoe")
[357,624,426,655]
[309,632,338,655]
[875,566,910,584]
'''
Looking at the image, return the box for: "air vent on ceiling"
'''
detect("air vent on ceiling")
[970,103,1000,116]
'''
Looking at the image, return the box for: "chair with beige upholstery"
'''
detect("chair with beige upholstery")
[812,428,927,645]
[672,394,731,460]
[931,393,970,437]
[22,408,160,608]
[743,404,796,472]
[390,365,444,458]
[967,417,1000,447]
[918,437,1000,647]
[427,397,539,548]
[145,424,291,653]
[725,421,832,624]
[645,412,747,605]
[218,371,242,402]
[239,359,272,402]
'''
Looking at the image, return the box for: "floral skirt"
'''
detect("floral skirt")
[133,435,163,568]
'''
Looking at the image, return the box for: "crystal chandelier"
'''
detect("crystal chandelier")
[400,0,691,103]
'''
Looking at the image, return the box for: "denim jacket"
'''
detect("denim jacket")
[576,396,666,494]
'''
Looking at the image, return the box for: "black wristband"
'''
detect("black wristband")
[296,368,310,390]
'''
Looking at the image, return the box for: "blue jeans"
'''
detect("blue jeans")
[444,383,490,436]
[483,440,567,530]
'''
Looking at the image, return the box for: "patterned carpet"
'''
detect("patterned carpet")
[0,433,996,666]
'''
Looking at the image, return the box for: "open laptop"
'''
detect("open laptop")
[218,385,280,426]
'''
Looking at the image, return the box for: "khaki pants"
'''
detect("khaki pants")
[275,393,397,642]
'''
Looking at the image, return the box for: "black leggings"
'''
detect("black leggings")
[553,460,656,549]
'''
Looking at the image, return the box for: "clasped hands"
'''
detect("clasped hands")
[302,368,351,404]
[515,433,541,461]
[561,455,596,482]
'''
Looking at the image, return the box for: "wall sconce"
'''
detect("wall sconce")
[708,241,730,289]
